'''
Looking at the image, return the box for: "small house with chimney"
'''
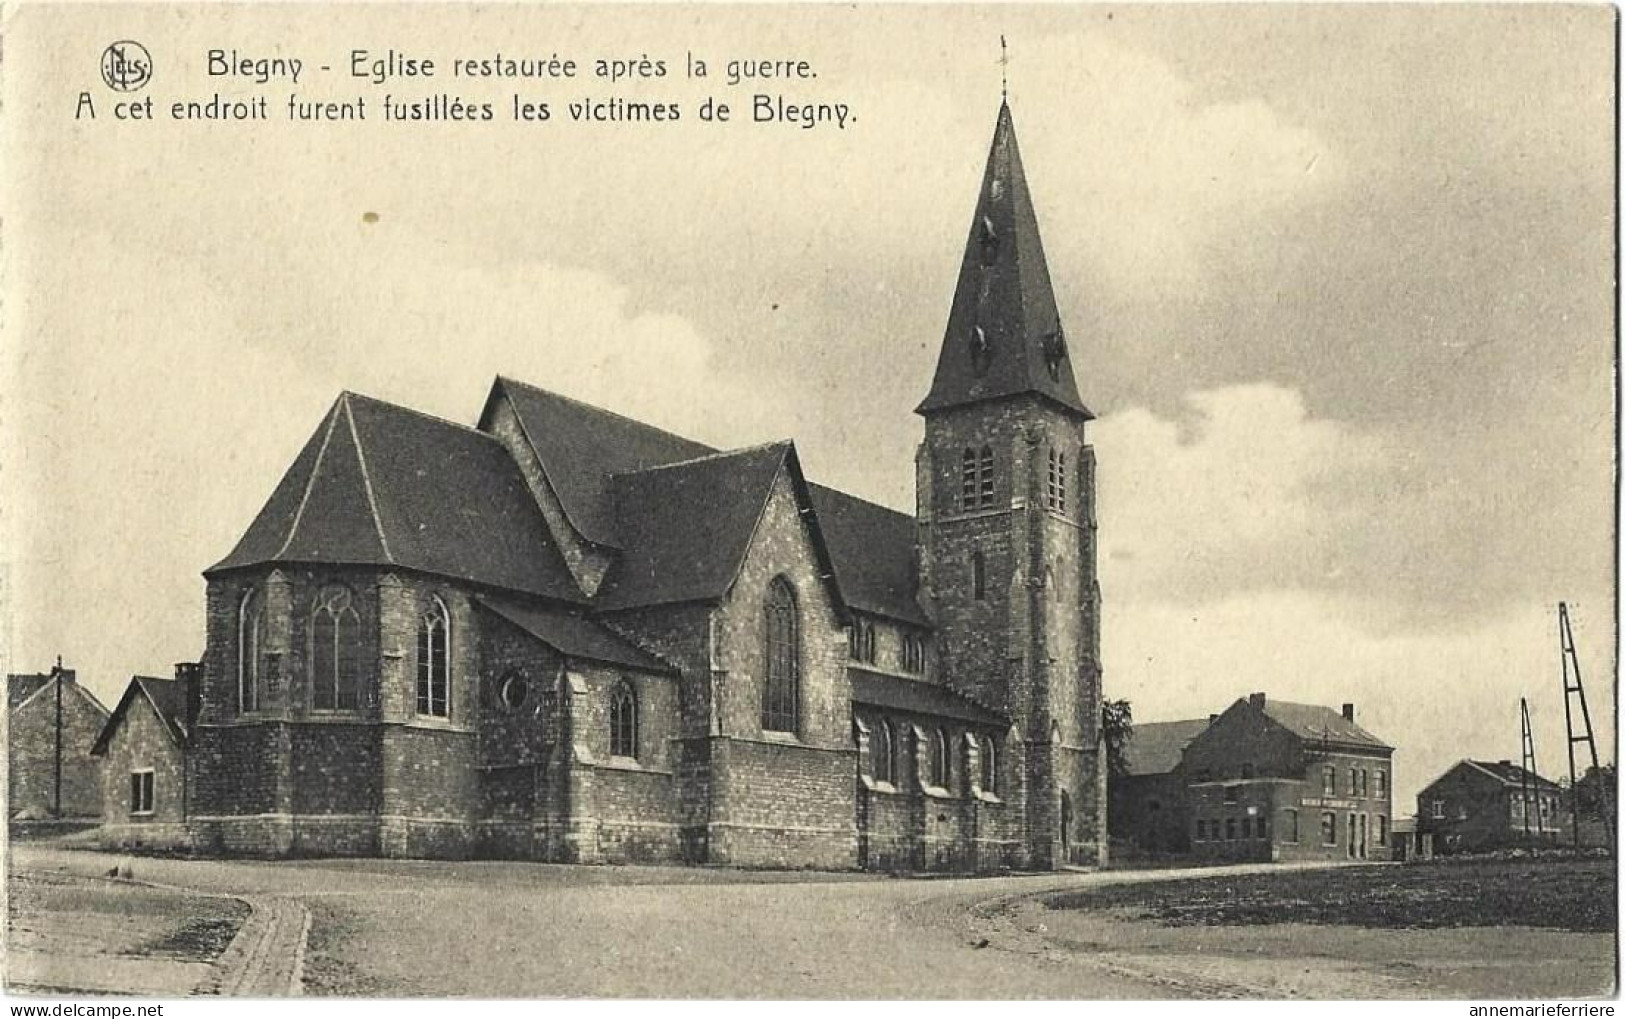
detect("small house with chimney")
[90,665,200,848]
[6,663,109,820]
[1415,759,1570,854]
[1183,693,1394,862]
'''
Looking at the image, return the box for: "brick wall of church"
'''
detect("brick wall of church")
[596,603,715,860]
[706,471,857,869]
[919,397,1105,869]
[854,712,1021,873]
[566,665,681,863]
[192,568,495,857]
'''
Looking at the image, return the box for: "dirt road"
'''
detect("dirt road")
[7,849,1612,998]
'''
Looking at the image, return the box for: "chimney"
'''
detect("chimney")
[1248,692,1266,710]
[1498,759,1512,768]
[175,662,203,733]
[1208,713,1219,724]
[1342,703,1356,722]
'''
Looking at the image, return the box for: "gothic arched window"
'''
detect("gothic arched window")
[929,727,950,788]
[310,584,362,711]
[416,596,450,718]
[981,735,998,794]
[762,577,800,733]
[610,681,638,759]
[238,587,265,714]
[972,551,987,601]
[874,719,895,785]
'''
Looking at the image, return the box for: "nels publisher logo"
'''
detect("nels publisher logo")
[100,41,152,92]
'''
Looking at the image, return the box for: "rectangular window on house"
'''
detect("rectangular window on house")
[1224,785,1239,804]
[1431,799,1445,819]
[1320,811,1337,845]
[130,770,155,815]
[1377,814,1389,846]
[1283,809,1299,843]
[1256,815,1267,840]
[1374,769,1387,797]
[1195,820,1206,841]
[1322,766,1336,796]
[1348,767,1358,796]
[1225,818,1237,840]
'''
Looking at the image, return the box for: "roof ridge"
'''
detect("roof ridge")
[276,399,343,560]
[342,389,506,443]
[608,439,791,477]
[341,397,397,565]
[805,481,914,523]
[497,376,716,453]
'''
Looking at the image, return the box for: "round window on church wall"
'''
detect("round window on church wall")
[499,673,529,711]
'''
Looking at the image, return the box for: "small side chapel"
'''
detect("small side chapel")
[187,99,1106,871]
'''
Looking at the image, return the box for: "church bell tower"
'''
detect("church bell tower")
[915,99,1105,869]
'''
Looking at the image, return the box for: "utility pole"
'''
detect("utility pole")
[1559,602,1610,851]
[1520,697,1540,838]
[51,654,63,819]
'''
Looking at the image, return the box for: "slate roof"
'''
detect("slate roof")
[1464,759,1564,792]
[217,378,937,626]
[918,101,1092,420]
[208,393,582,602]
[92,676,188,754]
[850,672,1007,728]
[1260,700,1391,750]
[484,377,712,549]
[807,484,929,626]
[1122,718,1211,777]
[476,597,674,674]
[593,443,790,609]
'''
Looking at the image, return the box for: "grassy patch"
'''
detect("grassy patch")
[1046,859,1616,933]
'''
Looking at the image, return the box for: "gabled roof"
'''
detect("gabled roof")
[1123,718,1211,777]
[8,673,51,712]
[850,672,1007,729]
[476,597,674,674]
[8,671,107,718]
[806,485,928,626]
[91,676,188,754]
[481,378,713,549]
[1464,759,1565,792]
[208,392,582,602]
[917,101,1092,420]
[1260,700,1390,750]
[593,442,844,614]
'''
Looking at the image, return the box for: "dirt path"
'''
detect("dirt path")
[5,871,250,996]
[12,848,1610,999]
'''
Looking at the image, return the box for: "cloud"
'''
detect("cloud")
[1094,383,1387,605]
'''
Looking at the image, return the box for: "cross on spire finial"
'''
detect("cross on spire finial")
[1000,35,1008,101]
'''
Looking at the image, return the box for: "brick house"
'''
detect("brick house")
[7,664,109,819]
[1183,693,1394,862]
[1416,759,1570,854]
[185,99,1107,870]
[90,667,200,847]
[1108,717,1210,855]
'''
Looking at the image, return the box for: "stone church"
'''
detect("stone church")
[188,100,1105,871]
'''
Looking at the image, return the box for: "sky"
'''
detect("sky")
[4,4,1616,810]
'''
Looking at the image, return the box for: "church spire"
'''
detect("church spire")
[916,100,1093,420]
